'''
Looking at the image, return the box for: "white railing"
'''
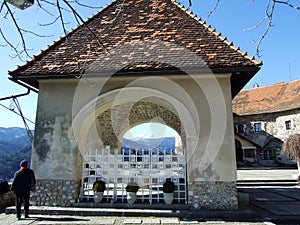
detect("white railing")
[80,147,187,204]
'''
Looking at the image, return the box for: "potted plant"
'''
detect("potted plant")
[126,179,139,206]
[162,178,175,204]
[93,179,106,203]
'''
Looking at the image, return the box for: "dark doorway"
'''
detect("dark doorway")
[235,139,243,163]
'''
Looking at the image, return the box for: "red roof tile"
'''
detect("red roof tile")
[8,0,261,95]
[232,80,300,115]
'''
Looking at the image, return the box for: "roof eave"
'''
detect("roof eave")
[234,107,300,116]
[230,67,261,98]
[235,132,262,148]
[9,64,260,98]
[9,77,39,93]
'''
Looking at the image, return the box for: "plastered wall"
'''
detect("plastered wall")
[31,74,236,183]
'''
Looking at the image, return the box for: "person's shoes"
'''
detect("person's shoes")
[17,217,21,220]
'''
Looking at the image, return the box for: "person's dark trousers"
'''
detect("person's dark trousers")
[16,195,30,219]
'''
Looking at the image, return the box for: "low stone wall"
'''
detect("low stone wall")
[31,179,81,206]
[188,181,238,210]
[31,179,237,209]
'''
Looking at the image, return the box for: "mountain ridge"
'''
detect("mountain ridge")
[122,137,175,150]
[0,127,175,179]
[0,127,32,179]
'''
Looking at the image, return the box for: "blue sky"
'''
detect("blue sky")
[0,0,300,134]
[123,122,176,139]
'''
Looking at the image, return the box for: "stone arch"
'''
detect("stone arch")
[97,100,184,149]
[72,87,196,157]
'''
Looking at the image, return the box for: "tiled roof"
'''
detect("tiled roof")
[232,80,300,115]
[9,0,261,95]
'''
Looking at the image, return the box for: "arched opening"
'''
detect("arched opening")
[80,124,187,205]
[122,122,182,151]
[75,89,191,205]
[80,122,187,205]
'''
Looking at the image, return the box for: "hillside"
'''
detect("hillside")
[122,137,175,151]
[0,127,31,156]
[0,128,175,179]
[0,127,32,179]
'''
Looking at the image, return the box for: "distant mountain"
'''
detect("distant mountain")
[122,137,175,151]
[0,128,175,178]
[0,127,32,179]
[0,127,32,156]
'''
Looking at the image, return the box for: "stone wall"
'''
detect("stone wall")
[188,181,237,210]
[97,101,183,148]
[234,108,300,166]
[234,109,300,142]
[31,180,81,206]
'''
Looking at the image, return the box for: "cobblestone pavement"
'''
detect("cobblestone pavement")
[0,214,277,225]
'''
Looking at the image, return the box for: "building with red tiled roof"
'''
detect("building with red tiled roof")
[8,0,261,97]
[233,80,300,167]
[7,0,262,210]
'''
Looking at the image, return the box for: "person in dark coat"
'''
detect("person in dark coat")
[11,160,36,220]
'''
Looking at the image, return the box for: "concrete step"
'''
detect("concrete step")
[5,205,257,221]
[237,179,298,187]
[6,206,184,217]
[5,204,189,217]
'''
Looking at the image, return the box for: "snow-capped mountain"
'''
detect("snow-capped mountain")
[122,137,175,150]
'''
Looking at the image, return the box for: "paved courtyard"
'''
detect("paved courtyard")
[0,214,280,225]
[1,169,299,224]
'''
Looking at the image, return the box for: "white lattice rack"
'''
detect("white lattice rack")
[80,146,187,205]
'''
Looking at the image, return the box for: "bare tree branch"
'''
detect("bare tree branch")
[42,0,71,12]
[0,1,4,12]
[38,17,60,26]
[254,0,276,57]
[0,0,107,59]
[3,1,31,59]
[205,0,220,21]
[0,29,17,53]
[73,0,102,10]
[21,28,53,38]
[274,0,300,10]
[0,28,27,60]
[56,0,68,35]
[36,2,56,17]
[62,0,108,52]
[242,0,299,57]
[1,0,300,60]
[243,17,268,32]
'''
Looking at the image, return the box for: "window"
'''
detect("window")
[285,120,292,130]
[244,149,255,158]
[254,123,262,132]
